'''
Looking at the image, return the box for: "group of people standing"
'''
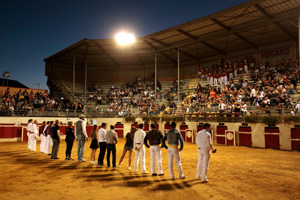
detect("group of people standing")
[27,117,216,182]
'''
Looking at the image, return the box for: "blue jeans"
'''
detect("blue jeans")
[77,135,86,161]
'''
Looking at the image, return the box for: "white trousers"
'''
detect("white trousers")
[234,70,237,77]
[196,149,211,182]
[228,73,233,81]
[134,145,146,172]
[40,135,45,153]
[244,65,248,74]
[224,76,228,85]
[27,133,31,149]
[209,77,213,85]
[29,134,36,151]
[44,135,52,154]
[220,77,223,84]
[213,78,218,86]
[150,146,163,174]
[167,147,184,179]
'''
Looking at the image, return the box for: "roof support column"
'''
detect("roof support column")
[177,47,180,103]
[84,58,87,104]
[298,13,300,70]
[155,52,157,99]
[73,53,76,97]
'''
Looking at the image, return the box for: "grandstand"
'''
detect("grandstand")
[44,0,300,119]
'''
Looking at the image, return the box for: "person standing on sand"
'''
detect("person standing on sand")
[65,121,75,161]
[106,125,118,167]
[162,121,185,180]
[133,124,149,174]
[116,127,136,170]
[97,123,107,166]
[90,125,99,164]
[75,115,88,162]
[144,124,164,176]
[195,123,216,183]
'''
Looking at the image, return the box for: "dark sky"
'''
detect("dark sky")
[0,0,247,90]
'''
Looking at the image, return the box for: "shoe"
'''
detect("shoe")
[158,174,164,176]
[170,177,175,180]
[201,179,209,183]
[128,167,131,170]
[141,171,149,174]
[134,170,138,173]
[152,173,157,176]
[180,176,186,179]
[113,166,117,168]
[91,161,95,164]
[196,177,200,180]
[65,158,69,161]
[107,165,111,167]
[82,159,87,162]
[48,154,51,156]
[54,157,60,160]
[69,158,74,161]
[116,165,120,168]
[98,163,106,166]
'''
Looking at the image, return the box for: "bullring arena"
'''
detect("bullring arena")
[1,0,300,199]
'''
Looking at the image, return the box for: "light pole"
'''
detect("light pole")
[2,71,10,86]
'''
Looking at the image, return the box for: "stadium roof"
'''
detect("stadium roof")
[45,0,300,69]
[0,78,29,89]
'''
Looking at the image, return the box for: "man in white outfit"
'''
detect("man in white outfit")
[30,120,38,151]
[144,124,164,176]
[39,121,46,153]
[26,119,34,150]
[44,121,53,155]
[133,124,149,174]
[162,122,185,180]
[195,123,216,183]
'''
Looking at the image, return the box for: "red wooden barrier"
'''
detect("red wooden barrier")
[115,124,124,138]
[216,126,228,144]
[164,124,171,133]
[265,127,280,149]
[179,124,188,141]
[239,126,252,147]
[291,128,300,150]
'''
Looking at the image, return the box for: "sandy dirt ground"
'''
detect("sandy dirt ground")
[0,140,299,200]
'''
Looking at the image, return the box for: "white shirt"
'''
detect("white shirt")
[196,129,213,151]
[26,123,34,134]
[33,123,38,136]
[43,125,48,135]
[134,129,146,149]
[98,128,106,142]
[250,89,256,98]
[75,119,88,139]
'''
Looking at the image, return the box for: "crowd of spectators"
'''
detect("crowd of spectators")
[182,58,299,116]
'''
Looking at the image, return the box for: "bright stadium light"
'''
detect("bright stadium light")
[115,32,135,45]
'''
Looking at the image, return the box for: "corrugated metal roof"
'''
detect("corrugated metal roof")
[45,0,300,68]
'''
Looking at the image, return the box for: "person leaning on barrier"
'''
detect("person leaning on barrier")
[144,124,164,176]
[162,121,185,180]
[195,123,216,183]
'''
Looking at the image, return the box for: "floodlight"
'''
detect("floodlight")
[115,32,135,45]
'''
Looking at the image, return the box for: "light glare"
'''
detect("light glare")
[115,32,135,45]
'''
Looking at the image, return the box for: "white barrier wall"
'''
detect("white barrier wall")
[0,117,296,151]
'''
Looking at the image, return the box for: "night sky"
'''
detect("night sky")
[0,0,247,90]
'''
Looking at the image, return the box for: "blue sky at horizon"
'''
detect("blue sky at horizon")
[0,0,247,89]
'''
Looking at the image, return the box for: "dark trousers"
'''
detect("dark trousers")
[51,139,60,159]
[98,142,106,164]
[106,144,116,167]
[65,139,74,158]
